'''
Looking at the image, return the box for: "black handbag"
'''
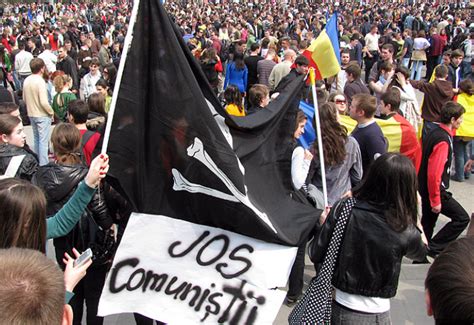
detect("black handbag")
[84,208,117,266]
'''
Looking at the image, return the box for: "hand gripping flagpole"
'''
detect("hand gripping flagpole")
[309,68,328,208]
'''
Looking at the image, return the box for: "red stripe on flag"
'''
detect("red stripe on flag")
[302,50,323,80]
[393,114,422,172]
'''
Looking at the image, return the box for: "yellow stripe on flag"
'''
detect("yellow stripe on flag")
[380,120,402,152]
[340,115,357,133]
[340,115,402,152]
[310,31,340,78]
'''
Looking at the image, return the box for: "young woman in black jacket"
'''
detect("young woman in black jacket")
[312,153,427,324]
[0,114,38,180]
[33,123,114,325]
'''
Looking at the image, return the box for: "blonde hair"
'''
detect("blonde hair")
[53,74,72,93]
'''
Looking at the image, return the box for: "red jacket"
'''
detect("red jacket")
[1,37,11,53]
[426,124,453,207]
[429,34,445,56]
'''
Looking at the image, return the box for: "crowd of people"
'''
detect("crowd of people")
[0,0,472,324]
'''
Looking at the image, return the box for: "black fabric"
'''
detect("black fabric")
[287,237,307,300]
[105,0,318,246]
[0,87,17,104]
[273,69,309,101]
[289,198,357,324]
[56,55,79,90]
[421,191,470,255]
[312,199,426,298]
[244,55,264,90]
[70,263,108,325]
[32,163,114,265]
[200,59,218,85]
[418,126,452,197]
[0,143,38,181]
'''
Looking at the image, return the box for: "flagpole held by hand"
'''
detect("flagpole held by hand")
[309,68,328,209]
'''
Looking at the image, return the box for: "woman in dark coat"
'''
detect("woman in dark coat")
[0,114,38,180]
[33,123,114,325]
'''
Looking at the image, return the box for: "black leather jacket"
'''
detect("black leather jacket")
[311,199,426,298]
[0,144,38,180]
[33,162,113,265]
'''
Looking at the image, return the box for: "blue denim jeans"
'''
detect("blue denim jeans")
[12,70,21,91]
[30,116,52,166]
[18,73,30,91]
[453,137,470,181]
[401,58,410,69]
[410,60,424,80]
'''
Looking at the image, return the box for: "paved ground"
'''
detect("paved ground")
[34,85,474,324]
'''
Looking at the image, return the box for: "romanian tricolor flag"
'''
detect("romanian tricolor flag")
[302,12,341,80]
[339,115,421,171]
[298,102,422,170]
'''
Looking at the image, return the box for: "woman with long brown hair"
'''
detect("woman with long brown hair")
[309,102,363,205]
[307,153,427,324]
[87,92,107,132]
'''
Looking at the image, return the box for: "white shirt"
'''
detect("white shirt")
[80,72,102,100]
[335,288,390,313]
[291,146,311,190]
[364,33,380,52]
[15,50,33,75]
[413,37,430,50]
[38,50,57,73]
[332,68,348,92]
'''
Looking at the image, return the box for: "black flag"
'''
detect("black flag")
[106,0,318,246]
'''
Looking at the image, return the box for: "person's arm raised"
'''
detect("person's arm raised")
[46,154,109,239]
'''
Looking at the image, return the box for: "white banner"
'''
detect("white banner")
[99,213,297,324]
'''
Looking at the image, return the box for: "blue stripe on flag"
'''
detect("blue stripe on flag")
[297,101,316,149]
[325,13,341,64]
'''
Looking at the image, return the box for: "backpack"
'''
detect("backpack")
[449,34,468,54]
[201,60,218,85]
[80,130,96,166]
[412,18,421,32]
[80,206,116,265]
[219,40,234,63]
[76,136,116,265]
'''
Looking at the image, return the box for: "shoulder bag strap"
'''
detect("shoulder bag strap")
[289,197,356,325]
[0,154,26,179]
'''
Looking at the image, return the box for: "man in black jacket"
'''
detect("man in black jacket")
[418,101,470,258]
[56,46,79,94]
